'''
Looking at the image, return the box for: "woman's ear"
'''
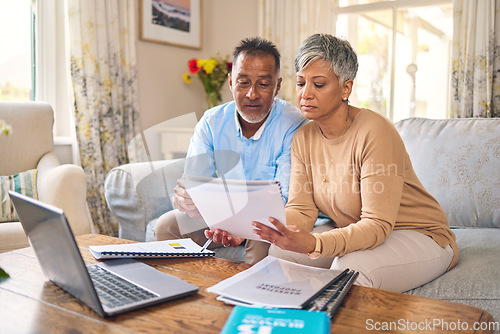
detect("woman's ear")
[342,80,353,101]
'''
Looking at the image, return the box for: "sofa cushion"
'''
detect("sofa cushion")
[395,118,500,228]
[406,228,500,322]
[1,169,38,222]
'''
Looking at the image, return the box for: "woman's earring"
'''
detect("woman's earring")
[343,97,347,101]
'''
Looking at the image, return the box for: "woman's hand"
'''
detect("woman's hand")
[204,229,245,248]
[253,217,316,254]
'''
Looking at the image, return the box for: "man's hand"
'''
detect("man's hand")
[172,177,202,218]
[205,229,245,248]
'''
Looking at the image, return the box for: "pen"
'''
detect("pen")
[200,238,213,252]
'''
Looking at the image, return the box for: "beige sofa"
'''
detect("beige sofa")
[395,118,499,324]
[0,102,93,253]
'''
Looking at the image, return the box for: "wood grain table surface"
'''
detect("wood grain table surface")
[0,234,495,334]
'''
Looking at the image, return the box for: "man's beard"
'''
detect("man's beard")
[237,107,272,124]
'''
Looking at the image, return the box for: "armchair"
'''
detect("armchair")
[0,101,93,253]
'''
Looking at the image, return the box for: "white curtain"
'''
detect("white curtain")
[451,0,500,118]
[258,0,337,102]
[66,0,141,235]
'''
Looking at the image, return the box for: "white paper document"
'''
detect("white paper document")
[207,256,343,309]
[184,176,285,241]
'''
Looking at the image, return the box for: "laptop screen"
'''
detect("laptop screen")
[9,191,103,315]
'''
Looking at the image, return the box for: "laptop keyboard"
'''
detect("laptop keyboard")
[88,265,158,309]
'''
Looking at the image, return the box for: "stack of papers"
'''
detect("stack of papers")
[207,256,343,309]
[184,175,285,241]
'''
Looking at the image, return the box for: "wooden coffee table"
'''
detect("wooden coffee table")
[0,234,495,333]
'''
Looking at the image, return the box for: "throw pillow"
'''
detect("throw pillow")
[0,169,38,222]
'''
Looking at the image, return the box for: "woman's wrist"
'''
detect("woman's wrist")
[307,234,322,259]
[306,234,317,254]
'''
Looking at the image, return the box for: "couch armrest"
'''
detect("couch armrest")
[37,152,93,236]
[104,159,185,241]
[36,150,60,171]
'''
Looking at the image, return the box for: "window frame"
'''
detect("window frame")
[35,0,74,140]
[333,0,452,121]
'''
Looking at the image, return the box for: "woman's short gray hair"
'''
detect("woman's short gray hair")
[295,33,358,85]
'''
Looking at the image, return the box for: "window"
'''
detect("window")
[335,0,453,122]
[0,0,34,101]
[0,0,74,140]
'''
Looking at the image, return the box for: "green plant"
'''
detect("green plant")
[0,267,9,281]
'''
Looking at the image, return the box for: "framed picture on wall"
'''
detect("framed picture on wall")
[139,0,202,49]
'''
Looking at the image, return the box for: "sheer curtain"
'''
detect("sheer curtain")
[258,0,336,102]
[451,0,500,118]
[66,0,141,235]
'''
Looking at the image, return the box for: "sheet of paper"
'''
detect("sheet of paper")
[184,176,285,241]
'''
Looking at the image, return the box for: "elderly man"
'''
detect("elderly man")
[154,37,307,264]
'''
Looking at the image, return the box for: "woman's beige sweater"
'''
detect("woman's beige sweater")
[285,109,458,269]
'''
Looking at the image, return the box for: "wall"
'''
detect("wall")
[136,0,259,133]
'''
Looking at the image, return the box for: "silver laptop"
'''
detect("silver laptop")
[9,191,199,317]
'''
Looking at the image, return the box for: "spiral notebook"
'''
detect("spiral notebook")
[89,238,215,260]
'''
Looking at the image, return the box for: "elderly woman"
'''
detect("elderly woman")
[251,33,458,293]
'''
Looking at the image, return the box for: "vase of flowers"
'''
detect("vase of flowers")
[206,91,219,110]
[183,56,232,109]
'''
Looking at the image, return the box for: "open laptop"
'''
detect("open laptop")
[9,191,199,317]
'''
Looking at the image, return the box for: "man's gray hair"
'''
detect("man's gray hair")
[295,33,358,85]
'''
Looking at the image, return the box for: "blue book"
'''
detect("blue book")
[221,306,330,334]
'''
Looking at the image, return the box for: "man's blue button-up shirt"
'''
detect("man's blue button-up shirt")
[185,98,307,204]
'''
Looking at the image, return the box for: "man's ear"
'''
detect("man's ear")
[274,77,283,97]
[228,72,233,90]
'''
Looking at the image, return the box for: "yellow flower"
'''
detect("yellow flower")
[183,73,191,84]
[196,59,207,70]
[202,58,218,74]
